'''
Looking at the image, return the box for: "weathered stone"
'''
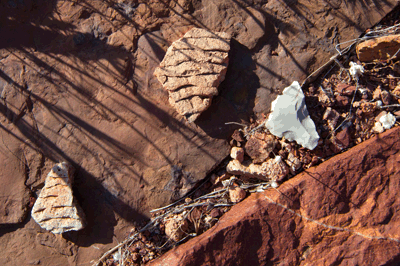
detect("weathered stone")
[230,147,244,163]
[357,34,400,62]
[226,156,289,182]
[356,101,380,114]
[318,87,335,107]
[373,86,382,100]
[266,81,320,150]
[330,127,352,153]
[229,186,246,203]
[323,107,340,131]
[151,127,400,266]
[335,94,350,107]
[336,83,357,96]
[372,121,385,133]
[154,28,231,122]
[373,112,396,132]
[381,90,392,105]
[1,0,398,264]
[393,84,400,99]
[164,214,189,242]
[285,153,301,173]
[244,133,276,163]
[31,162,86,234]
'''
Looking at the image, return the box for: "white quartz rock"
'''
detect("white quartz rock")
[380,112,396,129]
[349,61,364,79]
[265,81,319,150]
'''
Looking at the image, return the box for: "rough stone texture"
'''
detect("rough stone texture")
[230,147,244,163]
[228,186,246,203]
[244,133,276,163]
[357,34,400,62]
[164,214,189,242]
[266,81,319,150]
[235,7,266,50]
[323,107,340,131]
[0,1,231,264]
[226,156,289,182]
[154,28,231,122]
[31,162,86,234]
[0,132,30,224]
[285,152,302,173]
[151,127,400,266]
[0,0,398,264]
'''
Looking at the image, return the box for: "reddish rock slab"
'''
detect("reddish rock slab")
[0,132,30,224]
[151,127,400,266]
[357,34,400,62]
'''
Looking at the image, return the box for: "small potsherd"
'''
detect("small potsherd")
[154,28,231,122]
[31,162,86,234]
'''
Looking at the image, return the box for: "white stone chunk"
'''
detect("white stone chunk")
[380,112,396,129]
[265,81,319,150]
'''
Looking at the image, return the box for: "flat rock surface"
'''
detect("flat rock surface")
[0,0,398,265]
[151,127,400,266]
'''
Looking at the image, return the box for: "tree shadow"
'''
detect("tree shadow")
[195,39,260,139]
[0,0,225,247]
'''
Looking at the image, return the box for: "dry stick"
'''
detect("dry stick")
[93,178,271,265]
[301,54,342,88]
[380,104,400,108]
[91,222,155,266]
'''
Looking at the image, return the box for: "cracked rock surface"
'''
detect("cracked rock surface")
[154,28,231,122]
[151,127,400,266]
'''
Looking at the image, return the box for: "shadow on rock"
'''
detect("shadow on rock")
[196,39,260,139]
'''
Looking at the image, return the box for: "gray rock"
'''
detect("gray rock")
[31,162,86,234]
[265,81,319,150]
[154,28,231,122]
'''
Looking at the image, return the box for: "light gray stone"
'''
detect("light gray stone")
[265,81,319,150]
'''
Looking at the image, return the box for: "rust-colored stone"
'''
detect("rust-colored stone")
[244,134,276,163]
[357,34,400,62]
[151,127,400,266]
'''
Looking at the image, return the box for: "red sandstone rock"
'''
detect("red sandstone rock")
[357,34,400,62]
[336,83,357,96]
[150,127,400,266]
[0,0,398,265]
[244,133,276,163]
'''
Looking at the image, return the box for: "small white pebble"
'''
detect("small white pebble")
[270,181,279,188]
[221,179,230,187]
[380,112,396,129]
[349,61,364,79]
[256,187,265,193]
[376,100,383,107]
[113,251,121,262]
